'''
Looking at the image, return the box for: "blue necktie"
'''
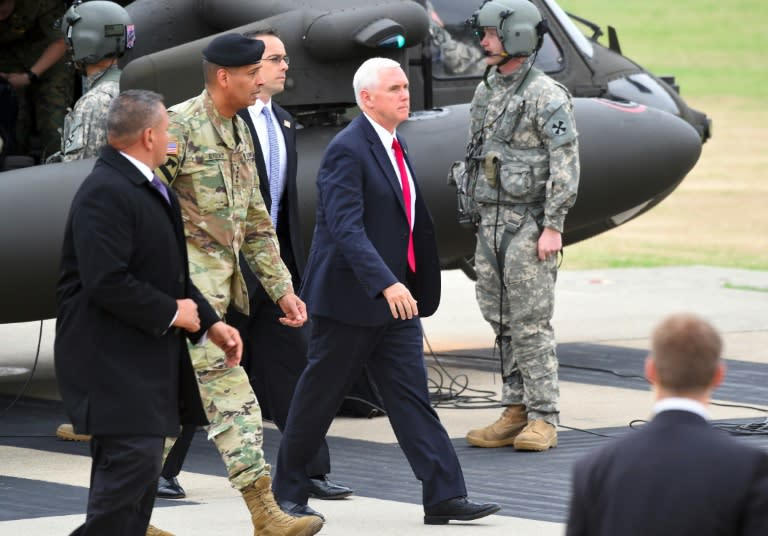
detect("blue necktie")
[261,106,282,228]
[151,175,171,205]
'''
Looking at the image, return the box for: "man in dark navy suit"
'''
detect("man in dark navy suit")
[226,29,352,502]
[566,313,768,536]
[272,57,500,525]
[55,90,242,535]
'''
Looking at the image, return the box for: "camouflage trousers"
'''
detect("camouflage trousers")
[474,205,559,425]
[165,333,267,490]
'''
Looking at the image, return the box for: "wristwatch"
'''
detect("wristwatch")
[25,69,39,84]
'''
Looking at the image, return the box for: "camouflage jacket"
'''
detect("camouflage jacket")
[57,66,121,162]
[0,0,63,53]
[158,90,292,314]
[468,63,580,232]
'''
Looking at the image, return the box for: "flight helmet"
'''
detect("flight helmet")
[62,1,135,66]
[470,0,544,57]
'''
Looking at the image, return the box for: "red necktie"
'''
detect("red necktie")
[392,138,416,273]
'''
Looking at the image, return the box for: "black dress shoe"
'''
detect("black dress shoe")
[157,476,186,499]
[423,496,500,525]
[308,475,354,500]
[278,500,326,522]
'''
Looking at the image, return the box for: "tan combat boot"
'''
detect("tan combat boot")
[465,404,527,447]
[146,524,174,536]
[242,475,323,536]
[55,423,91,442]
[513,419,558,451]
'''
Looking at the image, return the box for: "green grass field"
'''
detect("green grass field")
[560,0,767,99]
[556,0,768,270]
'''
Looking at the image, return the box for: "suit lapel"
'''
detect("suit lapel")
[274,103,296,201]
[274,104,292,141]
[101,146,176,220]
[237,108,271,213]
[360,116,407,216]
[398,135,427,217]
[167,189,187,245]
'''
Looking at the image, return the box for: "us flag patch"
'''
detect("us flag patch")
[166,141,177,155]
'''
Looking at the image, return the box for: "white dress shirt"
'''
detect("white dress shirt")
[363,113,416,230]
[652,397,710,421]
[246,99,288,205]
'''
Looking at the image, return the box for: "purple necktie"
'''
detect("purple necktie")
[151,175,171,205]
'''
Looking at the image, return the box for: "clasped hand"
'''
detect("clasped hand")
[173,299,243,367]
[277,293,308,327]
[383,282,418,320]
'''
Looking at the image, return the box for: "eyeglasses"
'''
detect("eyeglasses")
[264,55,290,65]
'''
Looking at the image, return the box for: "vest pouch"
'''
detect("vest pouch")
[449,160,480,229]
[499,162,532,198]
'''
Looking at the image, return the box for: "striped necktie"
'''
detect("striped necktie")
[261,106,282,228]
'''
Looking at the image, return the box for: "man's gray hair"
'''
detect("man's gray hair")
[107,89,165,142]
[353,57,402,109]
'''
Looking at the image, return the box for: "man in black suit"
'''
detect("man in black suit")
[223,29,352,502]
[566,313,768,536]
[272,57,500,525]
[55,89,242,536]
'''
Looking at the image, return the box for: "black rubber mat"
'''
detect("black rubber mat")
[436,342,768,406]
[1,393,766,523]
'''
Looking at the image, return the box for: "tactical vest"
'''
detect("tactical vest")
[469,68,559,206]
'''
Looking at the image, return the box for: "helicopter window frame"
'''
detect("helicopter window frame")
[541,0,594,58]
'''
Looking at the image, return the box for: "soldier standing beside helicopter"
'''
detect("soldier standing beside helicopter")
[47,1,134,164]
[459,0,579,452]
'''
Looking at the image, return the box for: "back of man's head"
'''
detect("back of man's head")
[107,89,164,146]
[650,313,723,395]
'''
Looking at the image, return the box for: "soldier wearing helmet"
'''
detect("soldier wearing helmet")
[47,0,135,163]
[461,0,580,452]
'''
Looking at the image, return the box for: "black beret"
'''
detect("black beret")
[202,33,265,66]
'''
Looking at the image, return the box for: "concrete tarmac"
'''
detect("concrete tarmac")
[0,266,766,535]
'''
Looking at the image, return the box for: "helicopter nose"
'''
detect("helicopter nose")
[395,99,702,261]
[565,98,702,235]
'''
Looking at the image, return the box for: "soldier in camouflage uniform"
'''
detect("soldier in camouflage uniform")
[156,33,322,536]
[462,0,579,452]
[48,1,134,164]
[0,0,73,160]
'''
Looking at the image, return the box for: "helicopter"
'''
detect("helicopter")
[0,0,708,326]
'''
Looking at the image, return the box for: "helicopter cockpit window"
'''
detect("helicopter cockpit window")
[536,34,564,73]
[428,0,564,79]
[428,1,486,77]
[542,0,594,58]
